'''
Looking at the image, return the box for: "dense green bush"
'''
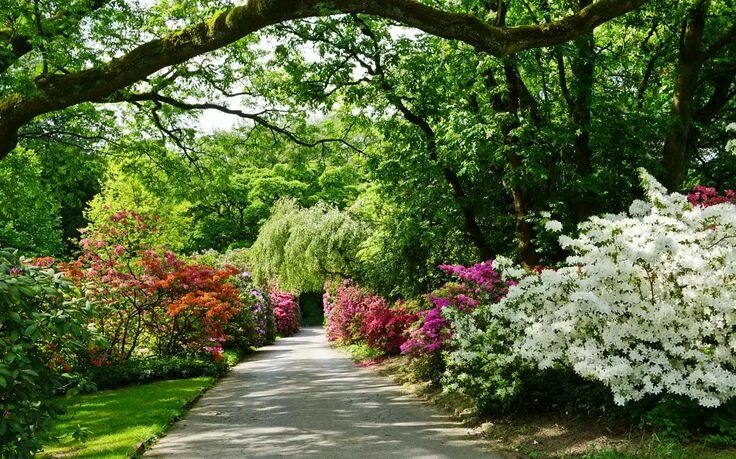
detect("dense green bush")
[84,356,233,390]
[0,249,92,458]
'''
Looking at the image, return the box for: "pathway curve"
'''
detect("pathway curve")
[147,327,500,458]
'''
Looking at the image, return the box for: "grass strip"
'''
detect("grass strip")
[40,377,214,459]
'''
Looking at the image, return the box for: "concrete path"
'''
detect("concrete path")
[146,327,500,458]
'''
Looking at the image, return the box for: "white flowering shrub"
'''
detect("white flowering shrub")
[481,170,736,407]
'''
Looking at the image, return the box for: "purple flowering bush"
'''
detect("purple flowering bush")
[400,261,513,357]
[225,272,276,350]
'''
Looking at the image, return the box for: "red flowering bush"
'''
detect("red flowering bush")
[688,185,736,207]
[63,209,244,361]
[360,297,418,355]
[270,291,300,337]
[323,280,417,354]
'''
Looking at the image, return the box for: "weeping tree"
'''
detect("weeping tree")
[249,199,369,292]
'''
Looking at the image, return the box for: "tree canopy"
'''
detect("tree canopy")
[1,0,735,295]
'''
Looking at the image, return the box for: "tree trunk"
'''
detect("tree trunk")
[501,62,540,267]
[661,0,709,191]
[571,26,595,222]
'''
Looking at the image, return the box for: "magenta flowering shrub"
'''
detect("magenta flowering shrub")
[270,291,300,337]
[323,280,417,353]
[400,261,512,356]
[688,185,736,207]
[323,280,369,344]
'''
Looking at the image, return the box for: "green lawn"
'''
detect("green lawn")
[40,377,214,459]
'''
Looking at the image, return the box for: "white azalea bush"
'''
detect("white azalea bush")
[448,170,736,408]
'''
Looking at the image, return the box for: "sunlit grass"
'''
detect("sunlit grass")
[40,377,214,458]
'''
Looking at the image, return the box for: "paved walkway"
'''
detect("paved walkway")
[146,327,500,458]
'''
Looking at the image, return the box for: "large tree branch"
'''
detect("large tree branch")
[123,91,364,154]
[0,0,648,158]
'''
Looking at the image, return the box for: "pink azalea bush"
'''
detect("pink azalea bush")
[270,291,300,337]
[323,280,369,344]
[688,185,736,207]
[360,297,418,355]
[400,261,513,356]
[323,280,416,354]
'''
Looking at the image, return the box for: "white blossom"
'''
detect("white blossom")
[451,170,736,407]
[545,220,563,233]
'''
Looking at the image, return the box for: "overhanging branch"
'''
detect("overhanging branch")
[123,92,365,154]
[0,0,649,158]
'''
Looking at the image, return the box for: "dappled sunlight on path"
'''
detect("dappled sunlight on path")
[146,327,498,458]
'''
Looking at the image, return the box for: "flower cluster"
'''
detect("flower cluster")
[323,280,416,354]
[459,171,736,407]
[270,291,300,337]
[63,209,247,361]
[687,185,736,207]
[360,297,418,355]
[401,261,512,356]
[323,280,370,344]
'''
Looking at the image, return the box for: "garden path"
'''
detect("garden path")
[146,327,500,458]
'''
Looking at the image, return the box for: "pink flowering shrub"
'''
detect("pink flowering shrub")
[401,261,513,357]
[323,280,369,344]
[323,280,417,354]
[270,291,300,337]
[688,185,736,207]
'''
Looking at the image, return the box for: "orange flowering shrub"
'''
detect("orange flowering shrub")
[64,209,246,361]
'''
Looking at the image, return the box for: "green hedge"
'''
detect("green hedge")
[84,356,233,391]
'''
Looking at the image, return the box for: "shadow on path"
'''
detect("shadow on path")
[146,327,500,458]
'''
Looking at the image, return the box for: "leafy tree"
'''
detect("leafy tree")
[86,162,193,252]
[0,148,63,256]
[0,0,648,158]
[250,199,369,292]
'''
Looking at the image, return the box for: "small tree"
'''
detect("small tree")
[65,209,243,361]
[249,199,368,292]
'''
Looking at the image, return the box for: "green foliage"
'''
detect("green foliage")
[250,199,369,292]
[0,149,63,256]
[85,163,193,252]
[83,356,232,391]
[344,343,384,362]
[641,397,736,446]
[299,292,324,326]
[0,249,92,458]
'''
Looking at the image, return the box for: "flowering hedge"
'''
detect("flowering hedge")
[64,210,264,362]
[270,291,300,337]
[323,280,369,345]
[323,280,416,354]
[360,296,418,355]
[451,171,736,408]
